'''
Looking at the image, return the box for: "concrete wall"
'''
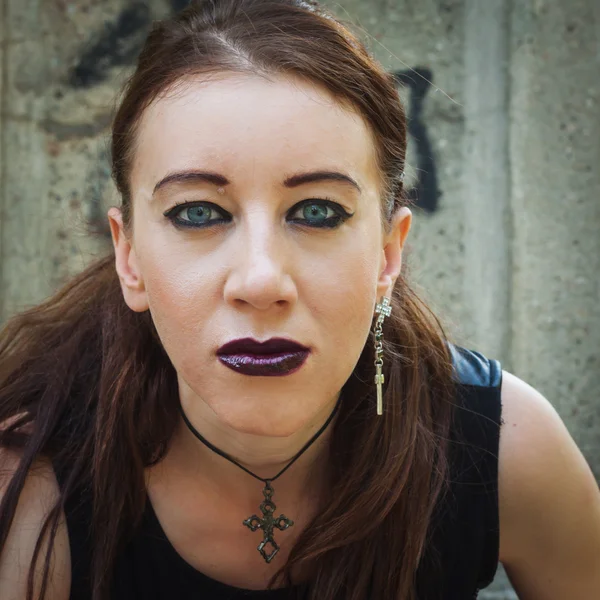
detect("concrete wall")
[1,1,599,597]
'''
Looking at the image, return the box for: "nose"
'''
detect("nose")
[223,216,298,311]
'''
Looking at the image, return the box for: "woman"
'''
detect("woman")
[1,1,599,598]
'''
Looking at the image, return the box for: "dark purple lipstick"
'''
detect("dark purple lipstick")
[216,337,310,376]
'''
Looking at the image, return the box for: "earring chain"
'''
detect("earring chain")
[374,297,391,415]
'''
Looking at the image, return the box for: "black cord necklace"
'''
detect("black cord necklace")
[178,394,343,564]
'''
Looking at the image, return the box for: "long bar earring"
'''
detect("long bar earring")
[374,296,392,415]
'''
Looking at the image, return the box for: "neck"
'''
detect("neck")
[162,393,340,509]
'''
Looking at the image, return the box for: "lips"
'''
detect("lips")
[218,338,309,355]
[216,337,310,376]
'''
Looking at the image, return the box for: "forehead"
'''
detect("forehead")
[131,72,380,190]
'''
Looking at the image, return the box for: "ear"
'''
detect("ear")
[107,207,149,312]
[376,206,412,298]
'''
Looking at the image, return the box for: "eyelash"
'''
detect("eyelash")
[163,199,354,230]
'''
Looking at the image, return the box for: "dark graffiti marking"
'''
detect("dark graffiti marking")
[69,3,152,88]
[69,2,194,89]
[171,0,193,13]
[393,68,440,214]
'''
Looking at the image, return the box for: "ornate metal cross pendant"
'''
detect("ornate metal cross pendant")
[242,481,294,563]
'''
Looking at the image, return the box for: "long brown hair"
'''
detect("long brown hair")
[0,1,457,598]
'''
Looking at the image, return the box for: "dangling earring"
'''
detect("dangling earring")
[374,296,392,415]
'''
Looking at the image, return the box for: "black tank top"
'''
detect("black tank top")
[56,344,503,599]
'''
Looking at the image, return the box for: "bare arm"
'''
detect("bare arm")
[498,370,600,599]
[0,450,71,600]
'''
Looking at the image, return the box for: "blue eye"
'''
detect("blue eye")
[164,201,231,229]
[164,199,353,230]
[287,199,352,229]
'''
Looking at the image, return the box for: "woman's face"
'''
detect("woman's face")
[109,73,411,438]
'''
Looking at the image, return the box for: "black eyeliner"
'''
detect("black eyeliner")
[163,198,354,230]
[286,198,354,229]
[163,200,231,229]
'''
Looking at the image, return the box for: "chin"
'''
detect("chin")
[211,397,312,438]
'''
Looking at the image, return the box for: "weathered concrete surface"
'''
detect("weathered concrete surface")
[0,0,169,321]
[462,0,511,361]
[509,0,600,480]
[0,0,112,320]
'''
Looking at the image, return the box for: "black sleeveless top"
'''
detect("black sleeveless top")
[56,344,503,599]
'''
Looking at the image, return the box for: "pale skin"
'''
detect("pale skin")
[1,73,599,598]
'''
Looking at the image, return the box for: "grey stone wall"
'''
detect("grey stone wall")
[1,1,599,597]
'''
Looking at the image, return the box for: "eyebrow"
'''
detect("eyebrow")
[152,169,361,196]
[153,171,229,195]
[283,171,361,193]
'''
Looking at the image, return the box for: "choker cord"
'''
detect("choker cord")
[178,393,343,484]
[177,393,343,563]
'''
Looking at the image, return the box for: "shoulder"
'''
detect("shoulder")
[0,448,71,600]
[498,370,600,598]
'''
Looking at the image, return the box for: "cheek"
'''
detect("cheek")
[300,235,381,361]
[136,240,223,354]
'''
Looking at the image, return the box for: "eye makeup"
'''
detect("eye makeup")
[163,198,354,230]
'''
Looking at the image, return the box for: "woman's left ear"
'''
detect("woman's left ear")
[377,206,412,296]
